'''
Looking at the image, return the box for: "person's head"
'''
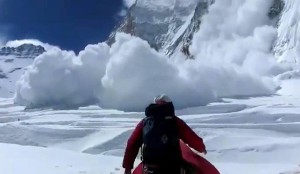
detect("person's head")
[145,94,174,117]
[153,94,172,105]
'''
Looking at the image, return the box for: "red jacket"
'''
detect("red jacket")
[122,116,206,170]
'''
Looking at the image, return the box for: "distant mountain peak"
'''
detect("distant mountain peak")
[0,43,46,59]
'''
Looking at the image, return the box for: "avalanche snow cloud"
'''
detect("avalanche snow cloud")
[14,0,282,111]
[14,34,216,111]
[100,34,216,110]
[14,44,110,109]
[190,0,284,77]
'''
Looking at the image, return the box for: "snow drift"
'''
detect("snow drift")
[14,0,283,111]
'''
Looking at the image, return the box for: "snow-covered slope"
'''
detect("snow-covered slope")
[0,143,122,174]
[274,0,300,63]
[0,44,45,97]
[0,56,32,97]
[1,79,300,173]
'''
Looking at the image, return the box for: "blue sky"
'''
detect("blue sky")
[0,0,126,52]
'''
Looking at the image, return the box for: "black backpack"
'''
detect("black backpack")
[142,102,181,165]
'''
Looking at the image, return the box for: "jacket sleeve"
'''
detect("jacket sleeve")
[122,120,143,170]
[176,117,206,153]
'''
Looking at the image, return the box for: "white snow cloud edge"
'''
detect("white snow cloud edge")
[14,0,285,111]
[5,39,60,50]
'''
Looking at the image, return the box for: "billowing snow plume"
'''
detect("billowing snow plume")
[14,33,277,111]
[14,0,283,111]
[190,0,284,77]
[14,44,110,109]
[14,34,217,111]
[100,34,216,111]
[184,0,284,96]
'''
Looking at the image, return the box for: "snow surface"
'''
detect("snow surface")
[1,80,300,174]
[0,143,122,174]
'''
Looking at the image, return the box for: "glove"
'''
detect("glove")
[124,169,131,174]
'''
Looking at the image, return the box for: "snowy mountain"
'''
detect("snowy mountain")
[0,43,46,59]
[109,0,284,57]
[108,0,211,56]
[0,44,45,97]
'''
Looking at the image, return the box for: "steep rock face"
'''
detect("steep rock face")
[108,0,212,56]
[269,0,285,20]
[163,1,212,56]
[0,44,46,59]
